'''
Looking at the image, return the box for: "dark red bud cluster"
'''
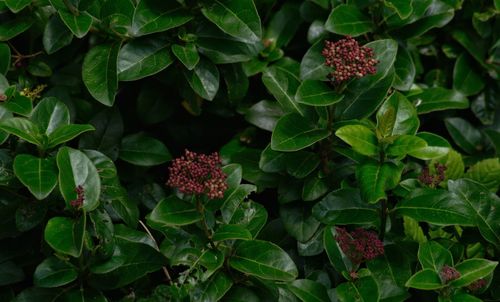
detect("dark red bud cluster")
[166,149,228,199]
[0,94,6,101]
[70,185,85,208]
[467,278,487,292]
[419,162,447,187]
[440,265,461,283]
[335,227,384,264]
[322,36,378,83]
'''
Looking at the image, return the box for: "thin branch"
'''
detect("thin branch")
[139,220,172,284]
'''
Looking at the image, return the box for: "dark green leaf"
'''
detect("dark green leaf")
[147,196,201,227]
[82,43,120,106]
[444,117,483,154]
[300,39,330,81]
[245,100,284,132]
[183,57,220,101]
[384,0,413,19]
[450,258,498,287]
[393,45,416,91]
[44,216,85,257]
[33,257,77,288]
[335,125,378,156]
[405,269,444,290]
[0,43,10,75]
[418,241,453,271]
[213,224,252,241]
[280,203,320,242]
[356,161,403,203]
[13,154,58,200]
[49,0,92,38]
[1,88,33,116]
[0,118,42,146]
[324,226,353,273]
[229,240,298,281]
[15,201,47,232]
[47,124,94,149]
[271,113,330,152]
[31,97,70,135]
[119,132,171,166]
[230,201,268,238]
[295,80,344,106]
[194,272,233,302]
[0,261,24,286]
[325,4,373,36]
[288,279,329,302]
[453,54,484,96]
[5,0,31,13]
[335,275,380,302]
[221,184,256,223]
[302,173,329,201]
[172,43,199,70]
[131,0,192,37]
[376,92,419,137]
[0,17,34,41]
[43,15,73,54]
[410,88,469,114]
[465,158,500,192]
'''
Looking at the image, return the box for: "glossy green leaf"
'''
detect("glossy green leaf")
[229,240,298,281]
[453,54,484,96]
[0,43,10,75]
[82,43,120,106]
[58,288,107,302]
[295,80,344,106]
[450,258,498,287]
[444,117,483,154]
[335,275,380,302]
[245,100,284,132]
[47,124,94,149]
[172,43,199,70]
[183,57,220,101]
[49,0,92,38]
[313,188,379,225]
[13,154,58,200]
[324,226,353,273]
[79,108,123,160]
[356,161,403,203]
[262,61,305,115]
[1,88,33,116]
[213,224,252,241]
[302,173,329,201]
[0,17,34,41]
[194,272,233,302]
[5,0,31,13]
[31,97,70,135]
[288,279,329,302]
[201,0,262,43]
[229,201,268,238]
[396,189,476,226]
[222,63,249,101]
[280,203,320,242]
[410,88,469,114]
[405,269,444,290]
[131,0,192,37]
[393,45,416,91]
[34,257,77,288]
[119,133,171,166]
[325,4,373,36]
[418,241,453,271]
[300,39,330,81]
[431,149,464,181]
[43,15,73,54]
[384,0,413,19]
[409,132,451,160]
[386,135,427,157]
[465,158,500,192]
[376,92,419,137]
[271,113,330,152]
[335,125,378,157]
[264,3,301,48]
[221,184,256,223]
[147,196,201,227]
[44,216,86,257]
[117,37,173,81]
[0,118,42,146]
[285,151,320,179]
[57,147,101,211]
[15,201,47,232]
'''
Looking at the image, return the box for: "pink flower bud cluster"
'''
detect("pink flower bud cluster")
[335,227,384,264]
[322,36,378,83]
[440,265,461,283]
[467,278,487,292]
[70,185,84,208]
[166,150,228,199]
[0,94,6,101]
[419,162,447,187]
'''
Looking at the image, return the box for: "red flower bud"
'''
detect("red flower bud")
[440,265,461,283]
[335,227,384,264]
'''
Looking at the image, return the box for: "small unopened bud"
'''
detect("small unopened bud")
[440,265,461,283]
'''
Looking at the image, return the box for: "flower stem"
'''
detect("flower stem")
[196,197,217,249]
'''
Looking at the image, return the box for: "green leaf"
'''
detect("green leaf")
[131,0,192,37]
[285,151,320,179]
[444,117,483,154]
[13,154,58,200]
[5,0,31,13]
[201,0,262,43]
[393,45,416,91]
[431,149,464,181]
[450,258,498,287]
[82,43,120,106]
[223,287,260,302]
[405,269,444,290]
[183,57,220,101]
[222,163,242,190]
[172,43,199,70]
[313,188,379,225]
[271,113,330,152]
[1,88,33,116]
[229,240,298,281]
[0,17,34,41]
[335,125,378,157]
[230,201,268,238]
[0,43,10,75]
[15,201,47,232]
[356,161,403,203]
[0,261,24,286]
[117,37,173,81]
[49,0,92,38]
[119,132,171,166]
[280,203,320,242]
[376,92,419,137]
[288,279,329,302]
[295,80,344,106]
[448,179,500,247]
[147,196,201,227]
[335,39,398,120]
[245,100,284,132]
[335,276,380,302]
[453,54,485,96]
[262,62,305,115]
[47,124,94,149]
[222,63,249,101]
[0,118,42,146]
[31,97,70,135]
[57,147,101,211]
[465,158,500,192]
[34,257,78,288]
[396,189,476,226]
[410,88,469,114]
[58,288,107,302]
[324,226,353,273]
[300,39,330,81]
[409,132,451,160]
[43,15,73,54]
[221,184,256,223]
[418,241,453,271]
[44,216,86,257]
[213,224,252,241]
[325,4,373,36]
[89,241,166,289]
[264,3,301,48]
[384,0,413,19]
[403,216,427,243]
[386,135,428,157]
[302,173,329,201]
[193,272,233,302]
[79,108,123,160]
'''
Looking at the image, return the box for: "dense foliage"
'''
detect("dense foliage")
[0,0,499,301]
